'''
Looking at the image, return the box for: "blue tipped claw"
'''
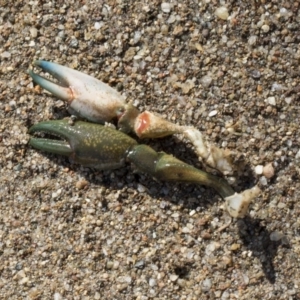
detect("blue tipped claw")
[29,60,126,123]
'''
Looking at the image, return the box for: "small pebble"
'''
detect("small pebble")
[182,226,191,233]
[134,260,145,269]
[201,278,212,291]
[9,100,16,107]
[263,163,275,178]
[251,70,261,79]
[270,231,284,242]
[265,96,276,106]
[117,276,132,284]
[295,150,300,160]
[230,243,241,251]
[52,189,62,199]
[15,270,26,279]
[1,51,11,58]
[106,261,114,269]
[271,83,283,91]
[248,35,257,45]
[161,2,172,13]
[242,273,250,285]
[94,292,101,300]
[179,79,195,94]
[137,183,146,193]
[171,212,180,218]
[215,7,229,20]
[149,278,156,287]
[169,274,179,282]
[177,279,186,288]
[200,75,212,87]
[186,250,194,259]
[76,179,89,189]
[167,14,176,24]
[161,24,169,34]
[30,27,38,38]
[277,202,286,209]
[254,165,263,175]
[94,22,102,30]
[205,242,216,255]
[189,210,196,216]
[279,8,290,17]
[259,176,268,186]
[222,256,232,266]
[222,291,230,299]
[19,277,29,285]
[261,24,270,33]
[208,110,218,117]
[54,293,63,300]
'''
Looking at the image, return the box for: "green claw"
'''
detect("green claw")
[29,120,138,169]
[29,120,235,199]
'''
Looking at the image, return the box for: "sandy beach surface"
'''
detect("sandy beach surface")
[0,1,299,299]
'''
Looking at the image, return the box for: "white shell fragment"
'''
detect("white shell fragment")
[224,186,261,218]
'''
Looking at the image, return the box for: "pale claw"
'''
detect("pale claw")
[28,60,126,123]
